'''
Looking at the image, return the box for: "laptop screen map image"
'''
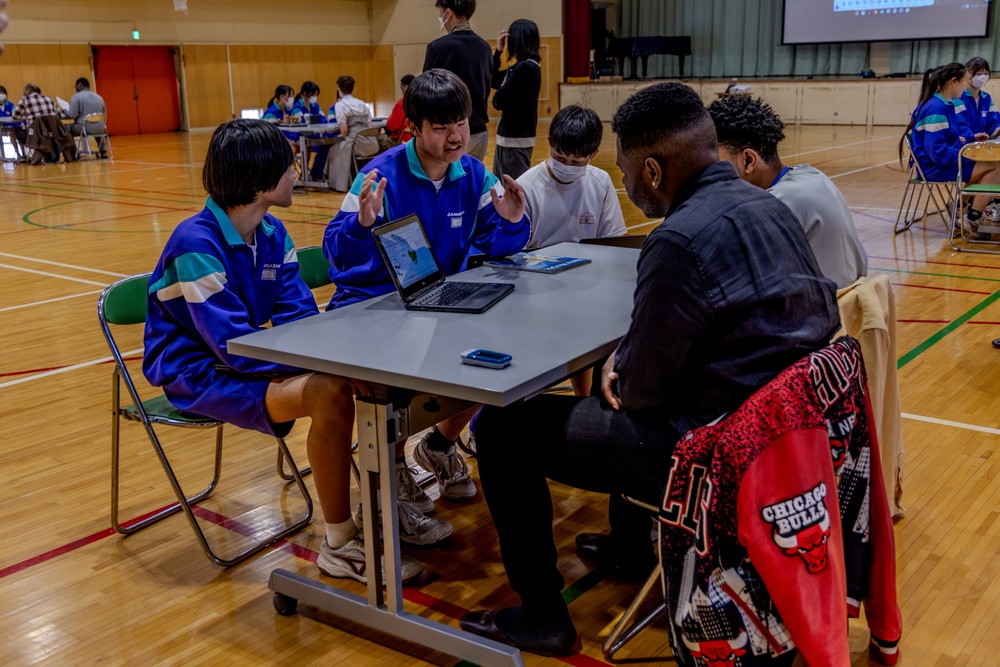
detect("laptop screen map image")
[379,221,438,290]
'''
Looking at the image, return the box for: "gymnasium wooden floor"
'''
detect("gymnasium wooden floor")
[2,122,999,666]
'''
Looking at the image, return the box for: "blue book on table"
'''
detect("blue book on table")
[485,252,591,274]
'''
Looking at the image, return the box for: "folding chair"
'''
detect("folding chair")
[99,273,313,567]
[949,141,1000,253]
[352,126,384,177]
[76,112,113,160]
[894,135,953,234]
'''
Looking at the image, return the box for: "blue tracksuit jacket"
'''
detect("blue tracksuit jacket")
[910,93,973,182]
[960,88,1000,137]
[323,140,530,309]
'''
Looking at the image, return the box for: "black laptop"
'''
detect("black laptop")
[372,214,514,313]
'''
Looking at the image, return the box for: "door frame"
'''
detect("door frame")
[90,42,188,133]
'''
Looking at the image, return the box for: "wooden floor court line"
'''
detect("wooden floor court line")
[0,348,142,389]
[0,290,104,314]
[0,251,128,277]
[0,263,110,286]
[782,134,896,159]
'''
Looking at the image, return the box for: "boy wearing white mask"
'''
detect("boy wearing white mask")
[517,105,626,249]
[961,56,1000,140]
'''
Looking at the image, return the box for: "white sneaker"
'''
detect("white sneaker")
[396,461,435,514]
[354,500,454,546]
[413,435,477,500]
[316,537,423,584]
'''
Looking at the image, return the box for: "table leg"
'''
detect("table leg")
[268,395,524,667]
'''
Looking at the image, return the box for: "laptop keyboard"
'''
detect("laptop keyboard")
[412,281,487,307]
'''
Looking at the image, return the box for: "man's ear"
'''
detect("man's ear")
[742,148,761,175]
[406,119,419,137]
[644,156,664,189]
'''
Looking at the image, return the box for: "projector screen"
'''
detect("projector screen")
[782,0,992,44]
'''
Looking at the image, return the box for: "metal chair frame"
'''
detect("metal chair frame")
[76,112,114,160]
[99,273,313,567]
[895,135,953,235]
[948,141,1000,253]
[351,126,384,179]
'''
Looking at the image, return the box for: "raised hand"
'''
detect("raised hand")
[357,169,387,228]
[490,174,526,223]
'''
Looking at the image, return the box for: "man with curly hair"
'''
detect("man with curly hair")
[708,95,867,288]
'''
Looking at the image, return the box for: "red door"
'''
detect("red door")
[94,46,180,136]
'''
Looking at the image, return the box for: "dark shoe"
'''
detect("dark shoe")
[459,608,576,657]
[575,532,656,580]
[992,338,1000,349]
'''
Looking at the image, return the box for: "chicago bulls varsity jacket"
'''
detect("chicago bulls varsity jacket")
[658,337,902,667]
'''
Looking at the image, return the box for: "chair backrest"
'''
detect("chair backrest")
[357,127,382,138]
[99,273,150,326]
[84,112,106,124]
[296,245,332,289]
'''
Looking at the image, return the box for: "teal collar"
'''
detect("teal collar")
[404,139,466,183]
[206,196,275,245]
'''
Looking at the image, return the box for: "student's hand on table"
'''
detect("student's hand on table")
[496,29,508,53]
[357,169,387,228]
[975,132,989,142]
[601,353,622,411]
[491,174,526,223]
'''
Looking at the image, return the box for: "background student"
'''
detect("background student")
[423,0,492,161]
[382,73,414,150]
[291,80,331,182]
[961,56,999,140]
[902,62,1000,233]
[322,69,528,541]
[64,77,107,158]
[143,119,422,585]
[491,18,541,180]
[262,84,299,154]
[0,84,21,156]
[325,75,378,192]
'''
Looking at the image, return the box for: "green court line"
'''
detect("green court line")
[898,289,1000,368]
[562,565,612,605]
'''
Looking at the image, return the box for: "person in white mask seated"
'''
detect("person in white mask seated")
[516,104,626,250]
[960,56,1000,141]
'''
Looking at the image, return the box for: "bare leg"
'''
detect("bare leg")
[266,373,356,524]
[570,368,593,397]
[436,405,482,441]
[968,161,1000,211]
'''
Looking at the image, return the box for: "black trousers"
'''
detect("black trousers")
[475,395,680,623]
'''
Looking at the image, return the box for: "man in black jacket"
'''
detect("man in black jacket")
[423,0,492,161]
[458,82,841,656]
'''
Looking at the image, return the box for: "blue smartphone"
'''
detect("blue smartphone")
[460,349,512,369]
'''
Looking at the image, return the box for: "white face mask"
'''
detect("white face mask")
[439,10,448,31]
[548,159,587,183]
[308,96,318,105]
[0,94,6,103]
[972,73,990,89]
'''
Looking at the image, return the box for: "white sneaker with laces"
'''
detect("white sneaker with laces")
[413,435,477,500]
[396,461,435,514]
[354,500,453,546]
[316,537,423,584]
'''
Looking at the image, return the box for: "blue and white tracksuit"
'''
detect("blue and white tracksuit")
[143,197,317,436]
[910,93,975,183]
[292,99,331,179]
[323,141,530,309]
[263,102,298,142]
[960,88,1000,137]
[1,99,19,127]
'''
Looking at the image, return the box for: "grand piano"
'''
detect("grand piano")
[606,35,692,79]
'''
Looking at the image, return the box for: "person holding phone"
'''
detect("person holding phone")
[491,19,542,180]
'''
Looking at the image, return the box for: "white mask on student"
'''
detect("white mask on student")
[439,10,448,31]
[973,73,990,89]
[548,159,587,183]
[308,96,318,105]
[0,94,6,103]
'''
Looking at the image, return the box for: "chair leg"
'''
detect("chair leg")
[602,562,666,661]
[894,181,917,234]
[276,443,312,481]
[111,368,222,535]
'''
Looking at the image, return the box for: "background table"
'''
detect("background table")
[228,242,640,666]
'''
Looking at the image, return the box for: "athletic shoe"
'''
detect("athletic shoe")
[316,537,423,584]
[413,435,477,500]
[396,461,435,514]
[354,500,454,546]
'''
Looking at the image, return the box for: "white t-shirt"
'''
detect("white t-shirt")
[334,94,372,128]
[768,164,868,289]
[516,161,626,249]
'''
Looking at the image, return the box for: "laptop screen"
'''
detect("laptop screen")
[372,214,445,300]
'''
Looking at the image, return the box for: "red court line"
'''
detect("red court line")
[870,255,1000,272]
[897,319,951,324]
[965,321,1000,325]
[0,355,142,379]
[893,282,992,295]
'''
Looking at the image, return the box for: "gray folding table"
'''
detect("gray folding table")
[228,242,640,666]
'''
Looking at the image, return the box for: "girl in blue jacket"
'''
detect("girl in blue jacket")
[960,56,1000,139]
[291,80,331,181]
[901,62,1000,228]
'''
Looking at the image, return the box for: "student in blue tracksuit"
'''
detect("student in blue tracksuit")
[262,84,298,150]
[323,68,529,529]
[0,85,22,156]
[961,56,1000,139]
[291,80,331,181]
[901,62,1000,230]
[143,119,422,584]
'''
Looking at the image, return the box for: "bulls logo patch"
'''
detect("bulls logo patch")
[760,482,831,573]
[682,631,747,667]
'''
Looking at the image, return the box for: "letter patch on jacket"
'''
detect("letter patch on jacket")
[760,482,831,574]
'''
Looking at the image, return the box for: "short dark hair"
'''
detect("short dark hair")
[967,56,991,76]
[24,83,40,94]
[707,95,785,163]
[401,74,415,87]
[76,77,90,89]
[549,105,602,157]
[337,75,355,95]
[403,69,472,128]
[612,82,711,156]
[0,86,7,96]
[506,19,541,63]
[435,0,475,19]
[202,119,294,210]
[297,80,320,102]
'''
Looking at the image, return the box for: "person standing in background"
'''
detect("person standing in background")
[423,0,492,161]
[491,19,541,180]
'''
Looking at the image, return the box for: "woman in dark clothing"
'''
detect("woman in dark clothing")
[491,19,541,180]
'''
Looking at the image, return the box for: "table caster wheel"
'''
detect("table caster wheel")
[273,591,298,616]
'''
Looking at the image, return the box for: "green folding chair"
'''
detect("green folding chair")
[949,141,1000,253]
[98,273,313,567]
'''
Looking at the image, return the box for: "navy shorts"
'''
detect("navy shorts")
[164,369,295,438]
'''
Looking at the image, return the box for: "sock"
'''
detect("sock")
[969,208,983,221]
[325,517,358,549]
[426,426,456,453]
